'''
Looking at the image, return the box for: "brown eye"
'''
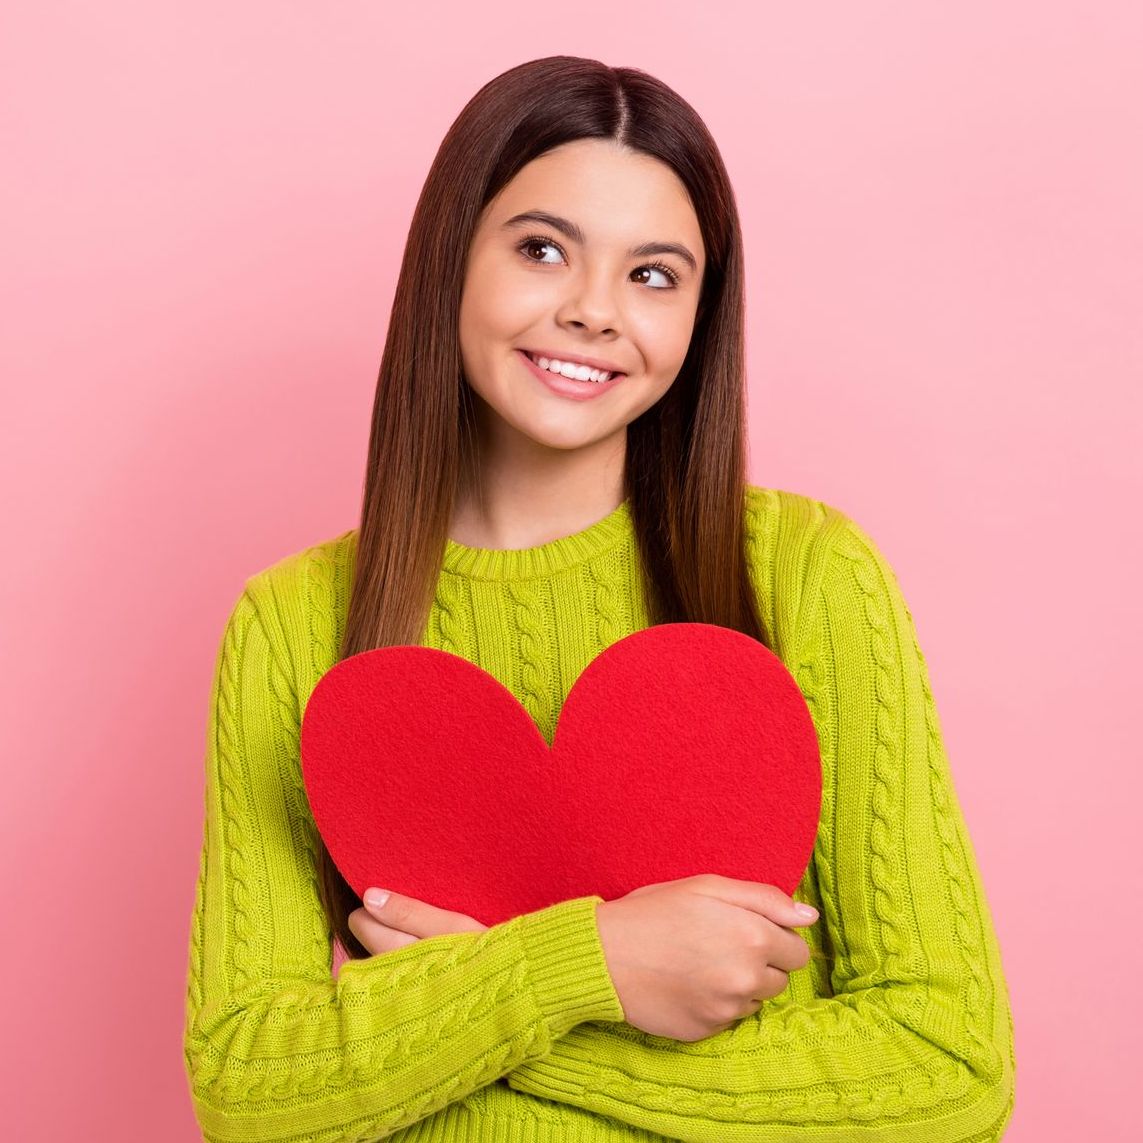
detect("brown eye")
[632,262,680,289]
[517,235,563,264]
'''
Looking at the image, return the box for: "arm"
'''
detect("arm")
[504,515,1016,1141]
[184,588,625,1143]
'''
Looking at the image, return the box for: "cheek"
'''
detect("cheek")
[460,288,531,362]
[457,297,502,387]
[638,314,696,377]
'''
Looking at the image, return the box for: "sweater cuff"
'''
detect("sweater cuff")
[513,895,626,1036]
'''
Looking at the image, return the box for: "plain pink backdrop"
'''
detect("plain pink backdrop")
[2,2,1139,1139]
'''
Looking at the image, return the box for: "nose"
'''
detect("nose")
[556,269,622,337]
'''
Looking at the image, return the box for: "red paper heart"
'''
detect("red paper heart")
[301,622,822,928]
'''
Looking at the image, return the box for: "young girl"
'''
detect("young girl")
[184,56,1015,1142]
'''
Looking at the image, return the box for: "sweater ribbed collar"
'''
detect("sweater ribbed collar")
[441,498,633,580]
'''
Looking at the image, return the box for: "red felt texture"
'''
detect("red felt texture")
[300,622,822,928]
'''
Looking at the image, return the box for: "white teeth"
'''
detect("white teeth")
[527,351,614,383]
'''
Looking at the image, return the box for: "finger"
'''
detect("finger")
[766,927,813,974]
[694,875,819,928]
[754,963,791,999]
[348,906,420,956]
[363,887,488,937]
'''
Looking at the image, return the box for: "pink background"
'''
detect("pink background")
[2,2,1138,1138]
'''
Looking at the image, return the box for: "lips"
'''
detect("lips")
[515,348,626,401]
[520,349,626,379]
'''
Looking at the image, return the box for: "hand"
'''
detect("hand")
[348,887,489,957]
[595,873,818,1042]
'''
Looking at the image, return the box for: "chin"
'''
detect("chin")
[510,414,609,452]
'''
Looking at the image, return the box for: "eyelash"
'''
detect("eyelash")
[515,233,681,288]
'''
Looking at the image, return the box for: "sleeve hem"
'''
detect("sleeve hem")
[514,895,626,1035]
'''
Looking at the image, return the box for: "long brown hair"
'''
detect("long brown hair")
[321,55,770,959]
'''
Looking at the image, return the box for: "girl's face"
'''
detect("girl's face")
[458,138,706,457]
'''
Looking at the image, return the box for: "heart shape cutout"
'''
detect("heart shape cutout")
[301,622,822,928]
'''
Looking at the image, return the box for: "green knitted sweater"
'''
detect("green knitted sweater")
[183,484,1015,1142]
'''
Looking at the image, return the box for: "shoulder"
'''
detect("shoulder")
[741,483,888,658]
[743,481,895,568]
[743,482,851,543]
[234,527,358,696]
[242,527,357,609]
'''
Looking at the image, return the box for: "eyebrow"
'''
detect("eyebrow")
[501,210,699,274]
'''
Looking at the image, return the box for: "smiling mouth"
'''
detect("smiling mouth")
[519,349,626,383]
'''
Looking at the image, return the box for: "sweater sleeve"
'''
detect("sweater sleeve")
[503,514,1017,1141]
[183,587,626,1143]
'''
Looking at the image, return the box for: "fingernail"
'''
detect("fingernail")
[795,903,818,920]
[364,889,390,909]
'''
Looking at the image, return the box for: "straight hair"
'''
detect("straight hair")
[322,56,770,959]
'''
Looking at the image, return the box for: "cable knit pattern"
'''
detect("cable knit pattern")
[218,595,257,994]
[292,538,341,972]
[742,485,780,656]
[184,486,1015,1142]
[508,576,553,735]
[837,525,914,995]
[434,572,468,656]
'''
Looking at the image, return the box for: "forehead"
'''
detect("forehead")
[483,141,704,264]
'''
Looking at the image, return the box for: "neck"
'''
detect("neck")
[451,417,627,551]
